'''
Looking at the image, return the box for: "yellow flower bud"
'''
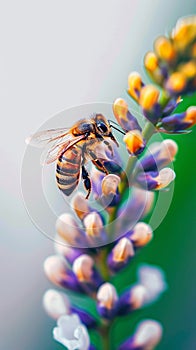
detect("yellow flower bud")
[123,130,145,155]
[128,72,143,102]
[165,72,186,93]
[144,52,159,72]
[154,36,176,61]
[184,106,196,125]
[113,98,128,123]
[178,61,196,80]
[139,85,160,110]
[171,16,196,51]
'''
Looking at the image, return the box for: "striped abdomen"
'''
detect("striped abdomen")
[56,146,82,196]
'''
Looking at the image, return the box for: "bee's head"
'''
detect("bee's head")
[94,114,119,146]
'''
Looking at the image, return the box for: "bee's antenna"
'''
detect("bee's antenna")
[108,120,126,135]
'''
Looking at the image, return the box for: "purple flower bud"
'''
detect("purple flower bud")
[97,283,118,319]
[44,255,82,293]
[54,239,84,264]
[138,140,178,173]
[162,97,182,117]
[113,98,142,132]
[107,237,135,272]
[119,319,163,350]
[135,168,176,190]
[117,285,147,316]
[73,254,103,292]
[56,214,86,246]
[71,306,97,329]
[158,106,196,133]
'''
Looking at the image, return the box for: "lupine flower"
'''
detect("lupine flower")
[119,320,163,350]
[40,16,196,350]
[53,314,90,350]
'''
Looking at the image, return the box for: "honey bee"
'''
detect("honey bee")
[27,114,120,199]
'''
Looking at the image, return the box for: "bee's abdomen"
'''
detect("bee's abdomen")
[56,146,81,196]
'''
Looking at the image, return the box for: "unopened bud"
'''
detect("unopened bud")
[73,254,94,282]
[133,320,163,349]
[130,223,153,247]
[83,212,103,237]
[102,174,120,196]
[97,283,118,319]
[56,214,83,246]
[123,130,146,155]
[128,72,143,102]
[184,106,196,125]
[165,72,186,94]
[155,168,176,189]
[139,85,160,110]
[43,289,71,320]
[144,52,158,72]
[154,36,176,61]
[71,192,90,220]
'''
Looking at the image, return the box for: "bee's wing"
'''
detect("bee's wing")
[40,133,87,165]
[26,127,70,148]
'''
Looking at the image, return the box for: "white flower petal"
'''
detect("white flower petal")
[138,264,167,304]
[53,314,90,350]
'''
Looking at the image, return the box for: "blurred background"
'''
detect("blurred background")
[0,1,195,349]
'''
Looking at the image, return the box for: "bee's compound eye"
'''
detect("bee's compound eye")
[97,121,108,133]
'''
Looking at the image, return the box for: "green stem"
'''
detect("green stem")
[96,247,110,280]
[99,322,112,350]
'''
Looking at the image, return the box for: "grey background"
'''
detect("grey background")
[0,1,195,349]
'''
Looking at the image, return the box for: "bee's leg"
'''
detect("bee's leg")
[103,140,113,157]
[89,150,109,175]
[82,165,91,199]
